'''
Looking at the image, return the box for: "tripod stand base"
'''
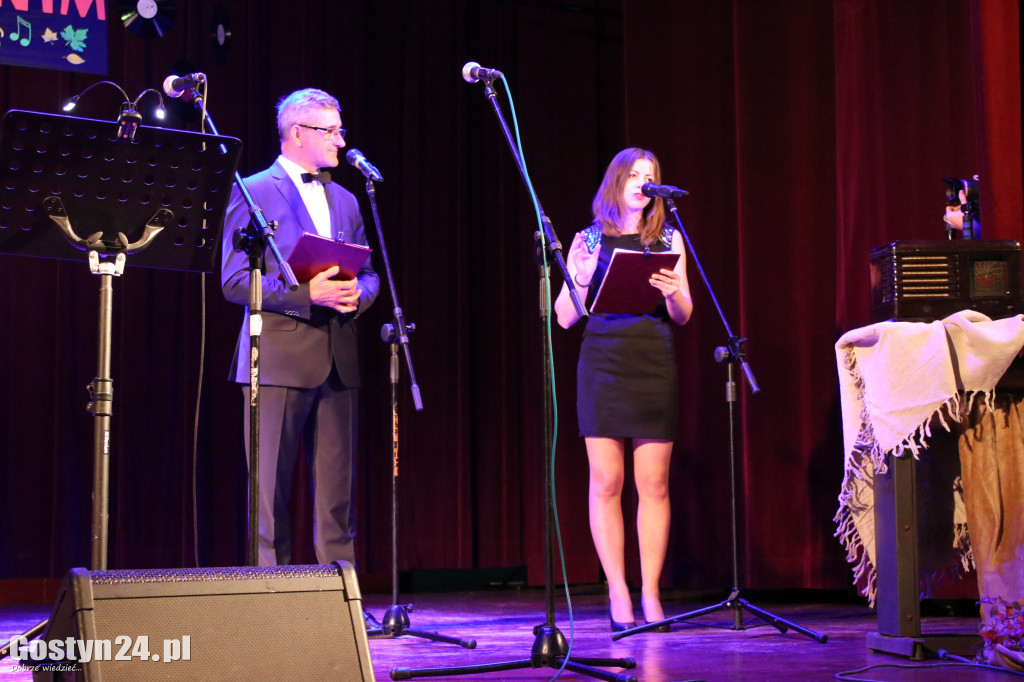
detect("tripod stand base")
[612,593,827,643]
[390,624,637,682]
[366,604,477,649]
[0,619,47,660]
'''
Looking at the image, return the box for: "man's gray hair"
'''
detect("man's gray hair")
[276,88,341,141]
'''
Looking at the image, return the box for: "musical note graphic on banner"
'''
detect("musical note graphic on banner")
[0,9,105,74]
[10,17,32,47]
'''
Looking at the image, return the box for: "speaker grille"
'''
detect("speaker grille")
[89,563,340,585]
[878,252,960,301]
[94,591,367,681]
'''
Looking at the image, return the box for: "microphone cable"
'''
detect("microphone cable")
[498,73,577,682]
[191,80,211,570]
[835,660,1024,680]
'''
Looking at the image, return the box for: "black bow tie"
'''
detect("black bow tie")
[301,170,332,184]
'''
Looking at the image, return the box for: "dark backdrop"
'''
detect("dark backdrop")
[1,1,1021,595]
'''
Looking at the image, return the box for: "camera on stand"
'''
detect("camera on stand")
[943,175,981,239]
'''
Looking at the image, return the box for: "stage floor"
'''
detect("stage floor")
[0,587,1001,681]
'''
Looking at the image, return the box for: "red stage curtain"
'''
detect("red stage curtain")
[0,1,1019,598]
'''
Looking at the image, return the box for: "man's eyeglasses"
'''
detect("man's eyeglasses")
[297,124,346,141]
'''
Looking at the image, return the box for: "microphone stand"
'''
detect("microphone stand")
[391,75,636,682]
[610,199,826,644]
[357,177,475,649]
[184,85,299,567]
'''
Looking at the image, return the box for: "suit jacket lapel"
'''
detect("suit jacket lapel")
[270,160,320,237]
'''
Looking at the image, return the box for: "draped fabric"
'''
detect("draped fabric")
[960,394,1024,616]
[834,313,1024,603]
[1,1,1020,596]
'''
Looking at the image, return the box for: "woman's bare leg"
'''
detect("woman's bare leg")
[633,438,673,622]
[587,436,633,623]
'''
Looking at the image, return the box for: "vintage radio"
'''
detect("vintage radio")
[870,239,1023,322]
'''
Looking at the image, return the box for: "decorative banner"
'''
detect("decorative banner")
[0,1,108,75]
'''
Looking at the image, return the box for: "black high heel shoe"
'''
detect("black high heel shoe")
[641,604,671,633]
[609,609,636,633]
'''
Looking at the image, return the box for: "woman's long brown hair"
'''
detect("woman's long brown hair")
[591,147,665,246]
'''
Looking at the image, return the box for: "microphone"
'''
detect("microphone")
[162,72,206,98]
[641,182,689,199]
[462,61,503,83]
[346,148,383,182]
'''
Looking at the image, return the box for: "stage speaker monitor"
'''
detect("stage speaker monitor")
[28,562,374,681]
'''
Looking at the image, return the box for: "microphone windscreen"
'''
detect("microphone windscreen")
[162,74,180,97]
[461,62,481,83]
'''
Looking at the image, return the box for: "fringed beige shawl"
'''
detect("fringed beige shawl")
[835,311,1024,605]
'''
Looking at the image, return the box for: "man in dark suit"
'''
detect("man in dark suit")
[220,88,379,569]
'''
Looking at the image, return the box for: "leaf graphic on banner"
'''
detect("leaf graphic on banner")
[65,54,86,65]
[60,25,88,53]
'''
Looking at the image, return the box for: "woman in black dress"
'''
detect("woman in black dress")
[554,148,693,632]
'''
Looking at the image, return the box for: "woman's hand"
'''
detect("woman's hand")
[650,268,681,298]
[569,239,600,289]
[556,232,600,328]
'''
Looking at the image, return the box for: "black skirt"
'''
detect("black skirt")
[577,314,679,440]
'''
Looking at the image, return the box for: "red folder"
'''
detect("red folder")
[590,249,680,315]
[286,233,372,282]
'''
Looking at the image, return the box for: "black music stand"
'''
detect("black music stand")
[0,109,241,571]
